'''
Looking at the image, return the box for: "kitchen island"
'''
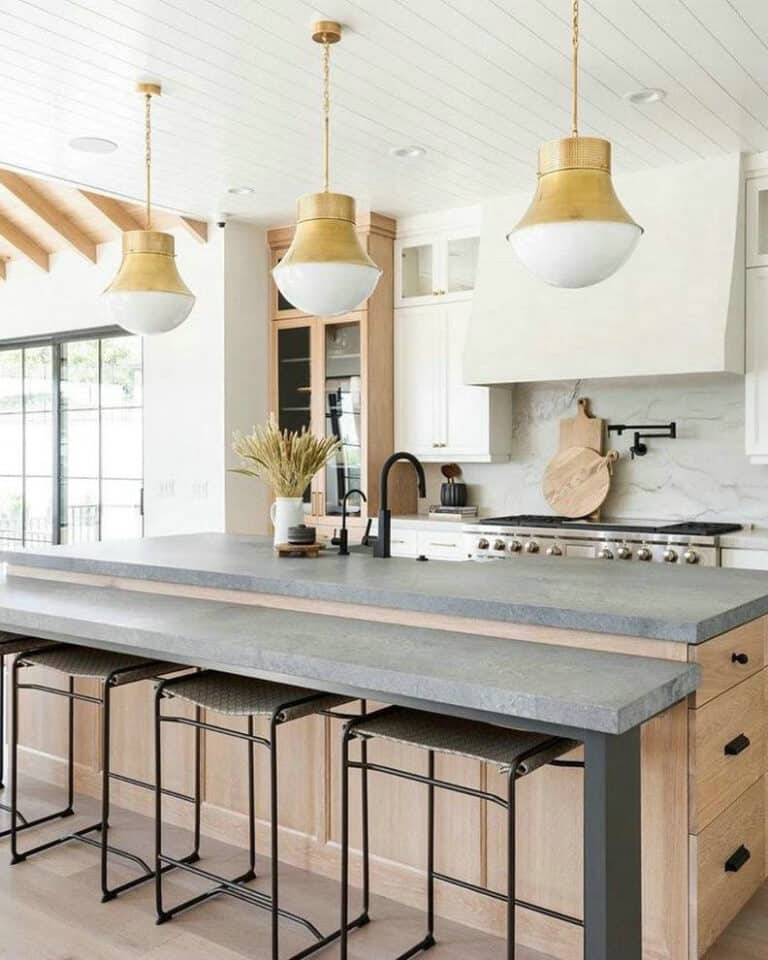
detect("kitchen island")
[2,533,767,959]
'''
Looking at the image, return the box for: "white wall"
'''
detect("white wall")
[423,374,768,525]
[0,224,270,538]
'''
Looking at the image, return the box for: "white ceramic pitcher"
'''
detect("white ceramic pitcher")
[269,497,304,547]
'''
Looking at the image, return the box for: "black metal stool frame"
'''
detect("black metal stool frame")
[1,647,77,841]
[340,705,585,960]
[154,674,371,960]
[10,646,201,901]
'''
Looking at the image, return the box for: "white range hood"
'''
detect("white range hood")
[465,153,745,385]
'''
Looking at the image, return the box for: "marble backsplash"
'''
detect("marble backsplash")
[423,375,768,525]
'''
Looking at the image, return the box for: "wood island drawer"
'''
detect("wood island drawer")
[690,777,765,958]
[689,617,765,707]
[689,671,766,832]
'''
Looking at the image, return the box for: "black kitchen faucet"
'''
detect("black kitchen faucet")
[373,452,426,558]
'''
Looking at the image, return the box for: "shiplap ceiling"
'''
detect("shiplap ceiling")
[3,0,768,225]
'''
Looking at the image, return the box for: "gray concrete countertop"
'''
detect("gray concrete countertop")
[4,532,768,643]
[0,575,697,734]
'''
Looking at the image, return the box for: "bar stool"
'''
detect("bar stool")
[0,633,60,840]
[154,670,371,960]
[10,643,195,902]
[339,706,585,959]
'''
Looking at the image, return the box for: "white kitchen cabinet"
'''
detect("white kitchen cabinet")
[395,301,512,462]
[395,228,480,307]
[720,547,768,570]
[746,176,768,268]
[745,268,768,462]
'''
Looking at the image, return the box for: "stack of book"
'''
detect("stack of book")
[427,505,479,520]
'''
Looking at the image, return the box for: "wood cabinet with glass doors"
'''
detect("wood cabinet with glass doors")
[268,213,415,542]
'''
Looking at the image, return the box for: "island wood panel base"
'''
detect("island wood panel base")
[6,567,700,960]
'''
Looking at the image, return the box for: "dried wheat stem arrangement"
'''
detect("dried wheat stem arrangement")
[231,417,340,498]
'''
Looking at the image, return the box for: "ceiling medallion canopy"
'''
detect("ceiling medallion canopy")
[507,0,643,289]
[103,82,195,335]
[272,21,381,317]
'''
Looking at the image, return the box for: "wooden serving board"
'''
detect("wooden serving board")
[559,398,604,455]
[543,446,619,519]
[275,542,325,558]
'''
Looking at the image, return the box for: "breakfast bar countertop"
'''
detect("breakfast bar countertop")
[0,574,697,735]
[4,531,768,643]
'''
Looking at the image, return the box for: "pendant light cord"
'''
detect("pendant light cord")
[572,0,579,137]
[144,92,153,230]
[322,39,331,192]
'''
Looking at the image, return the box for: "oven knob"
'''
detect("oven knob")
[637,546,653,561]
[616,544,632,560]
[523,540,539,554]
[663,547,678,563]
[493,539,506,552]
[508,539,522,553]
[477,538,490,550]
[546,543,563,557]
[683,548,699,565]
[597,545,614,560]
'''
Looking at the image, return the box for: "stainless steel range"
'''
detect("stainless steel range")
[462,516,743,566]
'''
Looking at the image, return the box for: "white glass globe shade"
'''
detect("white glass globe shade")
[102,290,195,335]
[272,261,381,317]
[508,219,642,289]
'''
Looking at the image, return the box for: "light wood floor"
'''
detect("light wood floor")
[0,780,764,959]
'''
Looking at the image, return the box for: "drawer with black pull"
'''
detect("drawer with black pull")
[689,776,765,957]
[689,616,765,707]
[688,670,766,832]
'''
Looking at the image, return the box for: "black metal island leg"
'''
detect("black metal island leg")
[583,726,642,960]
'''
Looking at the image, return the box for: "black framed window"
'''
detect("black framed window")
[0,327,143,548]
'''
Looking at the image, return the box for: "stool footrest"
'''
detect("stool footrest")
[431,870,583,928]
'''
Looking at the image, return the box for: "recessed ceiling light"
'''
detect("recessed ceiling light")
[623,88,666,105]
[69,136,119,154]
[390,145,427,159]
[227,185,256,195]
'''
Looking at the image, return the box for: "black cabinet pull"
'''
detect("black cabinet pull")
[724,845,751,873]
[724,733,751,756]
[731,652,749,665]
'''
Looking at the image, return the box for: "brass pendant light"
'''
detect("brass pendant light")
[507,0,643,288]
[102,82,195,335]
[272,21,381,317]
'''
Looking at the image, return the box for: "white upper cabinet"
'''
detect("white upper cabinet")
[746,175,768,462]
[746,176,768,268]
[395,219,480,307]
[394,301,512,463]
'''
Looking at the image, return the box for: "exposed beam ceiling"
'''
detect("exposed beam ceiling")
[79,190,143,232]
[0,170,97,263]
[178,216,208,244]
[0,212,50,271]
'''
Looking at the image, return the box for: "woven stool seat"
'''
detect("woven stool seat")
[352,707,578,774]
[160,670,352,720]
[20,644,182,686]
[0,632,59,656]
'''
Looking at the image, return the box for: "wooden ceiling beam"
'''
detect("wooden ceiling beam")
[0,170,96,263]
[177,215,208,243]
[0,259,6,282]
[79,190,142,233]
[0,213,49,271]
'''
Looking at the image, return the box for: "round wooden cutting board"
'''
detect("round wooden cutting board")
[543,446,620,519]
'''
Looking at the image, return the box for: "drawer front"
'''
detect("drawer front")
[692,777,765,957]
[417,530,466,561]
[690,617,765,707]
[389,529,419,558]
[689,671,766,832]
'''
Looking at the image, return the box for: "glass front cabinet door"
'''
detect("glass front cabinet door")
[395,229,480,307]
[272,315,368,526]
